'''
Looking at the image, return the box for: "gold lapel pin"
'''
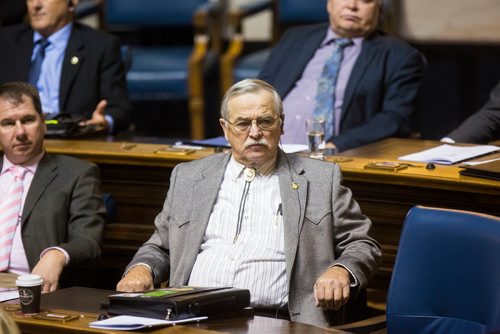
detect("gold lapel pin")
[70,56,79,65]
[291,182,299,190]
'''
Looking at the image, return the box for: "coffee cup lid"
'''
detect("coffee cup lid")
[16,274,43,287]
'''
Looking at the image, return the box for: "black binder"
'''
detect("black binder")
[459,160,500,181]
[108,287,250,320]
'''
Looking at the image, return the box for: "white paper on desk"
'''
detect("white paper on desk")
[398,144,500,165]
[461,157,500,166]
[0,288,19,302]
[89,315,208,330]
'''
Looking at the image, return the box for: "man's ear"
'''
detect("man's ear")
[219,118,229,140]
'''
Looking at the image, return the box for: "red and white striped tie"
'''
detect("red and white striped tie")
[0,166,27,271]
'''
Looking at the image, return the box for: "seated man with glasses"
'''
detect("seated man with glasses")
[116,79,381,328]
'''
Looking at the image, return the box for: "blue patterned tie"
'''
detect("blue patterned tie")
[313,38,353,140]
[27,38,50,86]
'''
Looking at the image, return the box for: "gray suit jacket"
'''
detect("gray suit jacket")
[0,153,106,287]
[126,150,381,327]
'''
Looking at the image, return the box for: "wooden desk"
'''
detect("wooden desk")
[332,138,499,290]
[38,139,500,293]
[3,287,345,334]
[43,140,217,289]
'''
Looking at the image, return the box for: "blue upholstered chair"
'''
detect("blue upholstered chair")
[103,0,225,139]
[220,0,328,93]
[333,205,500,333]
[102,193,117,224]
[385,206,500,334]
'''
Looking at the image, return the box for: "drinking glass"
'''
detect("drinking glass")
[305,118,326,159]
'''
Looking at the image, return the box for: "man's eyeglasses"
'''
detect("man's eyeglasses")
[225,117,280,132]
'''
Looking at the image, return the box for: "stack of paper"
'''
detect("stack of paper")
[398,144,499,165]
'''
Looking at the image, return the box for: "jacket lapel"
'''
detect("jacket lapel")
[342,34,379,119]
[21,154,58,225]
[277,151,307,281]
[60,24,85,112]
[179,154,231,283]
[278,25,328,96]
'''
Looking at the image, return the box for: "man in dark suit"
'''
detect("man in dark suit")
[259,0,425,152]
[0,0,131,134]
[443,81,500,143]
[0,81,106,292]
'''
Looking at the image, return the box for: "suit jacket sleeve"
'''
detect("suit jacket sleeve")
[447,82,500,143]
[61,163,105,263]
[95,32,132,133]
[329,164,381,285]
[62,25,132,133]
[22,155,106,269]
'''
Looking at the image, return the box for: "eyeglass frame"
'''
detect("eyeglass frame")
[223,116,281,133]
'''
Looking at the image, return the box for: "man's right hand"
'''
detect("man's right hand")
[116,265,154,292]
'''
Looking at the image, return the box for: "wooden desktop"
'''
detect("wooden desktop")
[2,287,348,334]
[7,138,499,295]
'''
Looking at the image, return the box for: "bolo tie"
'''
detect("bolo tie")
[234,167,256,243]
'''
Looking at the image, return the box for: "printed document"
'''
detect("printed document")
[398,144,499,165]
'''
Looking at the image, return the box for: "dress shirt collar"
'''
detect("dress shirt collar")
[1,151,45,176]
[228,154,277,182]
[322,27,364,48]
[33,22,72,51]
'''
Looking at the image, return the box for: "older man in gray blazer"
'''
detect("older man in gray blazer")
[117,79,381,328]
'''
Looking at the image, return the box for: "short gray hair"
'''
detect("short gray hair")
[220,79,283,120]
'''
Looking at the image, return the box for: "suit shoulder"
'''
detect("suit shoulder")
[0,23,31,42]
[48,154,98,172]
[73,23,120,44]
[370,33,421,55]
[175,153,227,173]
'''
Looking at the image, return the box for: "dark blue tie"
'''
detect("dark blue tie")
[313,38,353,140]
[27,38,50,86]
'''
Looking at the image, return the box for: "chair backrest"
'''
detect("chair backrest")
[272,0,328,41]
[104,0,207,26]
[277,0,328,23]
[386,206,500,334]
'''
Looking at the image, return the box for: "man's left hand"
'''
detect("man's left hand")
[313,266,351,310]
[80,99,109,131]
[31,249,66,293]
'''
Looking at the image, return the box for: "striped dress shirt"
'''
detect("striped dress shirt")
[188,156,288,308]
